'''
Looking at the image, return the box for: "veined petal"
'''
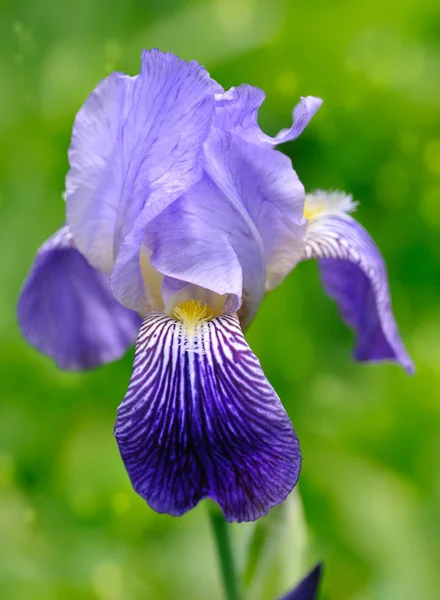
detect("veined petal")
[215,85,322,147]
[204,129,306,302]
[144,172,264,321]
[302,195,414,374]
[279,564,323,600]
[115,312,300,522]
[17,227,141,370]
[66,49,216,273]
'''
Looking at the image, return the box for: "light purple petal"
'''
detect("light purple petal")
[302,214,414,373]
[204,129,306,301]
[66,49,216,274]
[279,564,323,600]
[115,312,300,522]
[144,171,265,321]
[215,85,322,146]
[111,131,272,320]
[66,72,135,273]
[274,96,323,145]
[120,129,306,324]
[17,227,142,371]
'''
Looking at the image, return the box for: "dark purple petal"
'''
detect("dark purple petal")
[66,49,216,277]
[115,312,300,522]
[302,214,414,374]
[279,564,322,600]
[17,227,142,371]
[215,85,322,147]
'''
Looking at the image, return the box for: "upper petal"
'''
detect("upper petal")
[17,227,141,370]
[215,85,322,147]
[66,49,216,272]
[115,312,300,522]
[301,198,414,374]
[204,129,306,299]
[144,170,266,323]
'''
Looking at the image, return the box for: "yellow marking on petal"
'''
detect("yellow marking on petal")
[174,299,213,327]
[173,300,213,352]
[303,198,326,221]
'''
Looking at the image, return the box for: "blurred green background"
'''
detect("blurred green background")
[1,0,439,598]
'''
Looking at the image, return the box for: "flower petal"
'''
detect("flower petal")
[280,564,323,600]
[17,227,141,370]
[115,312,300,522]
[204,129,306,298]
[215,85,322,146]
[302,214,414,373]
[144,171,264,320]
[66,49,216,272]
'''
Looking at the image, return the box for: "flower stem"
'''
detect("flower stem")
[208,506,242,600]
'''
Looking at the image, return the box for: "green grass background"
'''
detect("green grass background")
[1,0,439,598]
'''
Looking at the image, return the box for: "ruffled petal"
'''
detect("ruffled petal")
[66,49,216,272]
[279,564,323,600]
[204,129,306,300]
[17,227,142,371]
[115,312,300,522]
[302,212,414,373]
[120,128,305,324]
[215,85,322,147]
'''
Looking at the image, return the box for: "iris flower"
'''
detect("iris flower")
[17,49,413,523]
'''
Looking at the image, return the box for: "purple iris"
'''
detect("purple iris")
[17,49,413,523]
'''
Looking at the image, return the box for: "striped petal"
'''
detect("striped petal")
[115,312,300,522]
[302,206,414,374]
[280,564,323,600]
[17,226,141,370]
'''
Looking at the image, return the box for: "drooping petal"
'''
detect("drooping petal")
[115,312,300,522]
[66,49,216,273]
[17,227,142,371]
[302,208,414,374]
[279,564,323,600]
[215,85,322,147]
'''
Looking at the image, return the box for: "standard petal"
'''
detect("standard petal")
[115,312,300,522]
[279,564,323,600]
[204,129,306,299]
[66,49,216,272]
[302,213,414,374]
[215,85,322,146]
[17,227,142,371]
[143,172,264,320]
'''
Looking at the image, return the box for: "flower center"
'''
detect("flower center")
[174,299,213,326]
[173,299,213,353]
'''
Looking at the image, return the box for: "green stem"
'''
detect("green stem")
[208,506,242,600]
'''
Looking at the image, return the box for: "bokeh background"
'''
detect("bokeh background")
[1,0,439,598]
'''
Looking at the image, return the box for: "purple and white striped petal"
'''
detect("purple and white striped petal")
[302,210,414,374]
[115,312,300,522]
[214,85,322,147]
[17,226,142,371]
[279,563,323,600]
